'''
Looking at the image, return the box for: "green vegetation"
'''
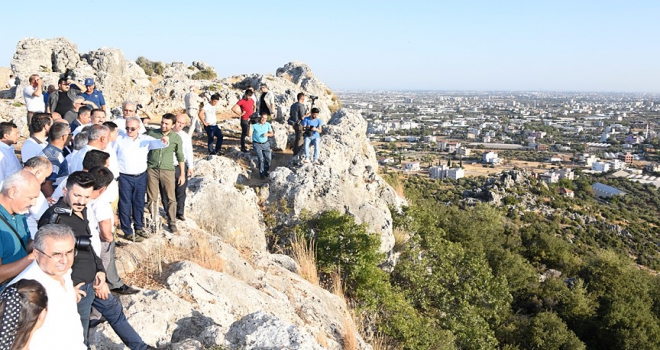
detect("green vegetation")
[136,56,165,76]
[191,68,217,80]
[292,172,660,349]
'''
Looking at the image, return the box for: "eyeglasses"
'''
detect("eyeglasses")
[35,248,77,260]
[126,127,139,132]
[123,109,135,112]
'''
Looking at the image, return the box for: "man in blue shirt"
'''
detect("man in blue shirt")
[81,78,106,112]
[249,112,274,179]
[302,107,323,164]
[41,122,72,197]
[0,170,40,290]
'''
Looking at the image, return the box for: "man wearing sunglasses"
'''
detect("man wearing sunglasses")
[47,77,83,117]
[113,101,147,135]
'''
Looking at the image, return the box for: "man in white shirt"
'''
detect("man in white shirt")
[161,114,194,221]
[68,124,110,174]
[115,117,168,240]
[113,101,146,135]
[9,224,87,349]
[184,86,203,137]
[21,113,52,162]
[198,93,223,156]
[22,74,45,126]
[22,156,52,238]
[0,122,21,182]
[6,74,16,89]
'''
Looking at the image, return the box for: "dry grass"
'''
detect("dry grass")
[290,235,319,286]
[392,227,410,252]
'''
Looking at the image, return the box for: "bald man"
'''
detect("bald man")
[0,170,40,290]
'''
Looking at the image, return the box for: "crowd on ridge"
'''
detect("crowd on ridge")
[0,72,325,349]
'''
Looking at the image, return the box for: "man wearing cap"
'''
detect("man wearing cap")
[258,83,276,120]
[81,78,106,112]
[47,77,82,117]
[23,74,45,126]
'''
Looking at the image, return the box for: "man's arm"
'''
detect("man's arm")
[99,93,106,111]
[198,108,208,126]
[31,81,43,97]
[266,125,274,138]
[98,219,113,243]
[0,255,35,283]
[231,103,242,118]
[41,180,55,197]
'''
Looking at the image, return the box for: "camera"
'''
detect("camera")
[309,95,318,102]
[303,127,314,138]
[75,235,93,251]
[136,104,143,111]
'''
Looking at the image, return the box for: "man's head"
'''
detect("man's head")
[174,114,187,133]
[103,121,118,142]
[23,156,53,184]
[297,92,306,103]
[77,106,91,125]
[33,224,76,278]
[0,122,19,146]
[210,94,220,106]
[72,97,85,112]
[87,124,110,150]
[63,171,94,213]
[0,170,40,215]
[82,150,110,171]
[161,113,176,133]
[50,112,63,122]
[260,83,268,93]
[57,78,69,92]
[122,101,136,118]
[28,75,41,87]
[72,131,88,151]
[311,107,320,119]
[30,113,53,135]
[48,122,71,147]
[84,78,95,94]
[244,89,253,100]
[87,166,113,199]
[125,117,141,138]
[47,85,56,94]
[90,109,106,125]
[259,112,268,124]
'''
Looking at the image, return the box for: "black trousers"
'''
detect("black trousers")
[240,119,250,150]
[161,165,187,217]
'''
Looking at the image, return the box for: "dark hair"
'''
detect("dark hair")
[211,94,220,101]
[82,150,110,171]
[102,121,117,131]
[48,122,70,141]
[30,113,52,134]
[245,89,253,97]
[78,106,91,117]
[91,108,105,116]
[65,171,95,190]
[57,77,67,85]
[87,166,114,190]
[0,279,48,350]
[311,107,320,114]
[297,92,305,101]
[162,113,176,123]
[0,122,17,139]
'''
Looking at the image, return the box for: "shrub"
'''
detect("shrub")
[192,68,217,80]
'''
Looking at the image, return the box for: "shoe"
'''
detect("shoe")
[170,224,178,233]
[302,158,310,164]
[135,229,150,238]
[89,316,107,329]
[111,284,140,295]
[176,215,186,221]
[123,233,144,242]
[241,148,249,153]
[115,240,127,247]
[313,160,320,165]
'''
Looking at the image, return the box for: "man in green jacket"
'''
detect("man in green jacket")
[146,113,185,233]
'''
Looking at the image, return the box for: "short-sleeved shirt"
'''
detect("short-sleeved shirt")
[0,204,29,267]
[302,117,323,138]
[251,122,272,143]
[236,98,254,121]
[81,89,105,108]
[202,102,218,125]
[0,143,21,182]
[42,144,69,185]
[20,137,47,163]
[23,86,45,113]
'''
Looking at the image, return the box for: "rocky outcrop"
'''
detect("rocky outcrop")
[267,109,405,253]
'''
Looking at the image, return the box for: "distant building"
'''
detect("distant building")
[404,162,420,172]
[618,152,634,164]
[482,151,499,164]
[536,144,549,151]
[592,183,625,198]
[609,159,626,171]
[540,172,559,184]
[456,147,471,157]
[557,168,574,180]
[647,163,660,173]
[447,167,465,180]
[592,161,610,173]
[429,165,464,180]
[557,187,574,198]
[625,134,645,144]
[424,136,437,143]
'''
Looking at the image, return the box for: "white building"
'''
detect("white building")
[592,161,610,173]
[404,162,421,172]
[609,159,626,171]
[429,165,464,180]
[447,167,465,180]
[456,147,471,157]
[482,151,499,164]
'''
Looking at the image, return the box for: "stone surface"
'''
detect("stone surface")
[225,311,325,350]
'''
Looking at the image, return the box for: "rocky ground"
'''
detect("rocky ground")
[0,38,402,349]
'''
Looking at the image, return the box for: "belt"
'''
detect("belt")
[119,172,145,177]
[253,140,269,144]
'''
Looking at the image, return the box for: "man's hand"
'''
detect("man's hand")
[74,282,87,303]
[46,197,57,205]
[187,168,194,177]
[178,174,185,186]
[94,272,110,300]
[161,135,169,145]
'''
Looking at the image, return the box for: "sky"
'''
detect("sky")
[2,0,659,92]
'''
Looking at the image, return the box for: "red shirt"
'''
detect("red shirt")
[236,98,254,120]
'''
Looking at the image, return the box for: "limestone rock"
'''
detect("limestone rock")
[269,121,290,151]
[225,311,325,350]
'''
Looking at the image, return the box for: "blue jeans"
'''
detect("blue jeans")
[118,172,147,235]
[77,283,146,350]
[253,142,272,176]
[205,124,223,154]
[304,136,321,161]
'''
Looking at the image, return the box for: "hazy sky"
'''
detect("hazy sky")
[2,1,659,92]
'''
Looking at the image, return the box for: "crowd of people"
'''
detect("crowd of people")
[0,73,325,349]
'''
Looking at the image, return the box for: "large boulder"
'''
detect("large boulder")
[225,312,325,350]
[267,108,405,253]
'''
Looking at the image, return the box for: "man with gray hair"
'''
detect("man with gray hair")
[185,86,203,137]
[0,170,40,291]
[113,101,146,135]
[22,156,53,238]
[9,224,86,349]
[68,124,110,173]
